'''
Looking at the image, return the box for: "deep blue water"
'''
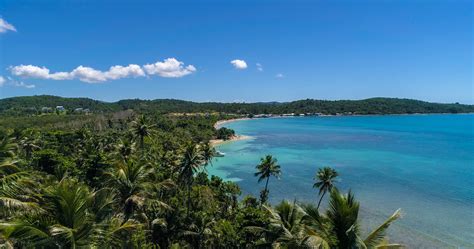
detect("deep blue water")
[209,114,474,248]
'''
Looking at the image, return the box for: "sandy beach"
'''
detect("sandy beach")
[213,117,252,129]
[209,134,253,146]
[211,117,253,146]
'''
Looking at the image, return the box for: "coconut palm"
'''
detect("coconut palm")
[180,213,215,249]
[313,167,338,210]
[130,115,154,150]
[179,142,204,216]
[105,158,154,218]
[114,138,136,163]
[326,188,403,249]
[254,155,281,204]
[263,201,329,248]
[200,142,216,167]
[0,133,16,162]
[19,136,40,160]
[0,179,118,248]
[0,133,40,218]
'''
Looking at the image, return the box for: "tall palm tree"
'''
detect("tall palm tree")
[254,155,281,204]
[200,142,216,167]
[178,143,204,216]
[313,167,338,210]
[130,115,154,150]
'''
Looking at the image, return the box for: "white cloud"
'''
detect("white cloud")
[10,65,51,79]
[256,63,263,71]
[13,81,35,89]
[9,58,195,83]
[105,64,145,80]
[230,59,247,70]
[70,66,107,83]
[0,18,16,33]
[276,73,284,78]
[1,76,35,88]
[143,58,196,78]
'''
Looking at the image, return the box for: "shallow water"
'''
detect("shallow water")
[209,114,474,248]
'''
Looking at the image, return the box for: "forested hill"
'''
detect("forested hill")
[1,95,473,116]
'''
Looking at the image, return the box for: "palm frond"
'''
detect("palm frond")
[364,209,402,248]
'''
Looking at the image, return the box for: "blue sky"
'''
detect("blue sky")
[0,0,472,103]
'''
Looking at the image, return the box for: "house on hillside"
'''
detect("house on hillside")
[41,107,53,113]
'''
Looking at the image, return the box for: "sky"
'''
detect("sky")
[0,0,472,103]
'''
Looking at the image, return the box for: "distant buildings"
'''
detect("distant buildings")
[38,106,91,114]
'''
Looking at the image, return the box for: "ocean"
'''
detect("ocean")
[209,114,474,248]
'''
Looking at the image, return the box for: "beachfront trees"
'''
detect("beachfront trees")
[263,200,329,248]
[216,127,235,140]
[255,155,281,204]
[258,189,402,249]
[314,167,338,210]
[326,188,403,249]
[0,113,404,248]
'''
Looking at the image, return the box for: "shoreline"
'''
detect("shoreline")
[209,134,252,146]
[210,112,473,146]
[211,118,254,146]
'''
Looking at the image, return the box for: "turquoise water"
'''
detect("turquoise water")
[209,114,474,248]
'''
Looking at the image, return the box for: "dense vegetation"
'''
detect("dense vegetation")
[215,127,235,140]
[1,95,473,117]
[0,110,404,248]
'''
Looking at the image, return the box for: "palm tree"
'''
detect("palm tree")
[254,155,281,204]
[200,142,216,167]
[105,158,154,218]
[114,138,136,163]
[130,115,154,150]
[255,190,403,249]
[313,167,338,210]
[263,201,329,248]
[19,136,40,160]
[0,179,120,248]
[326,188,403,249]
[0,133,16,162]
[178,143,204,216]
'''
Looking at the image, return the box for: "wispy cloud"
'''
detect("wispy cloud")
[0,18,16,33]
[9,58,196,83]
[0,76,35,89]
[256,63,263,71]
[275,73,284,78]
[230,59,247,70]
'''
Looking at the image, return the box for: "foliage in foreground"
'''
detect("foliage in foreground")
[0,114,403,248]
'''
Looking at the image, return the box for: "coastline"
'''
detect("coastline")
[211,117,253,146]
[209,134,252,146]
[210,112,473,146]
[213,117,252,129]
